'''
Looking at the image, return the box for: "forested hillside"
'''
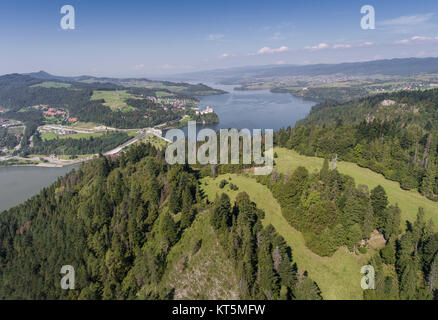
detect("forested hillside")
[31,131,131,156]
[0,73,223,158]
[0,142,319,300]
[0,74,220,130]
[276,89,438,200]
[257,163,397,257]
[254,161,438,299]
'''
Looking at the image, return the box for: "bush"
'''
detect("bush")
[358,247,367,254]
[219,179,228,189]
[229,183,239,191]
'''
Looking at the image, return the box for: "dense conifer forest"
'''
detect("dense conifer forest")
[275,89,438,200]
[0,142,320,300]
[2,76,438,300]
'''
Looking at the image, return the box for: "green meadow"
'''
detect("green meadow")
[200,173,376,300]
[139,134,168,150]
[31,81,72,88]
[90,90,136,112]
[274,147,438,230]
[199,147,438,300]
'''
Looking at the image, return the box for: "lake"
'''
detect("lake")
[0,84,315,212]
[0,165,78,212]
[173,84,316,136]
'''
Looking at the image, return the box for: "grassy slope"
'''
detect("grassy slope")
[200,173,375,300]
[90,90,136,111]
[139,134,168,150]
[162,211,240,299]
[274,147,438,229]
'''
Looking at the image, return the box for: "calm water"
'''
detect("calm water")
[175,84,316,136]
[0,84,315,212]
[0,166,78,212]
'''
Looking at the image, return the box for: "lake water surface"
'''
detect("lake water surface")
[0,166,77,212]
[0,84,315,212]
[176,84,315,135]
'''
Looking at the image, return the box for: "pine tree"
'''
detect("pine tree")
[370,185,388,230]
[428,254,438,292]
[258,237,279,299]
[382,205,401,240]
[294,276,322,300]
[421,160,436,197]
[380,237,396,265]
[399,260,418,300]
[362,204,375,239]
[160,212,177,246]
[211,193,231,230]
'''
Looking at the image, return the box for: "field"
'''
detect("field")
[68,122,104,129]
[156,91,174,97]
[138,134,168,149]
[41,132,105,141]
[90,90,136,112]
[128,81,186,91]
[200,173,377,300]
[274,147,438,230]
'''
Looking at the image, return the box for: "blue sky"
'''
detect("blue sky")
[1,0,438,77]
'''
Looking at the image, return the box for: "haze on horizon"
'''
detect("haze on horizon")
[1,0,438,78]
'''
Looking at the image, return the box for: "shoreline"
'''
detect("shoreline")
[0,158,90,168]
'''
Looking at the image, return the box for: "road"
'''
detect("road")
[104,130,148,155]
[104,128,171,155]
[1,128,170,167]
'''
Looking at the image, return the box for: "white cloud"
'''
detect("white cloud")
[361,42,374,46]
[395,35,437,44]
[333,44,352,49]
[381,13,434,27]
[304,43,330,50]
[206,34,224,41]
[276,60,286,65]
[380,13,435,33]
[256,46,289,55]
[411,36,432,41]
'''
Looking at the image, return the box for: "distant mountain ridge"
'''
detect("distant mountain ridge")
[168,57,438,83]
[16,57,438,84]
[22,70,154,83]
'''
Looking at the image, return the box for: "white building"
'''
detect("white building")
[196,106,214,115]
